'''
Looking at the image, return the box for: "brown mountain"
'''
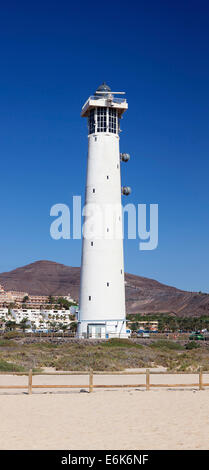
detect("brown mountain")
[0,260,208,317]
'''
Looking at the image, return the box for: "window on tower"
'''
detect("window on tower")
[97,107,107,132]
[89,107,119,134]
[109,108,117,133]
[118,117,120,133]
[88,109,95,134]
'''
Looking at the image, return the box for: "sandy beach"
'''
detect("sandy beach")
[0,371,209,450]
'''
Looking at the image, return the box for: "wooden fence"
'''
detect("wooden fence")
[0,368,208,394]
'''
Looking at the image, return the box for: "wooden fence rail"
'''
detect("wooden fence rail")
[0,368,209,394]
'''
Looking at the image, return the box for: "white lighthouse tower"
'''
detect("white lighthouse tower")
[77,83,130,339]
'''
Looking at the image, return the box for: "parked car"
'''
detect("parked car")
[137,330,150,338]
[189,332,204,340]
[142,332,150,338]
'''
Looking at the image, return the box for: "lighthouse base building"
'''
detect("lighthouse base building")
[77,321,127,340]
[77,83,130,339]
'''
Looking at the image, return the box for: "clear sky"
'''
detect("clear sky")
[1,1,209,292]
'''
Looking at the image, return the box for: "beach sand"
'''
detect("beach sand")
[0,372,209,450]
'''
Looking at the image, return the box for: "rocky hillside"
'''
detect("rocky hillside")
[0,260,208,317]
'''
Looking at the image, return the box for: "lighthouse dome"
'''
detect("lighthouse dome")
[95,82,111,96]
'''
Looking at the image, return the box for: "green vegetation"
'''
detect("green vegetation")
[127,314,209,333]
[3,331,24,340]
[57,297,77,309]
[0,336,208,372]
[48,295,55,304]
[101,338,143,348]
[185,341,200,350]
[0,360,25,372]
[5,320,17,331]
[47,296,77,309]
[19,318,29,332]
[148,340,184,351]
[69,322,77,332]
[0,340,16,347]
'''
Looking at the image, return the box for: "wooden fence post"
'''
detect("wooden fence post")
[146,369,150,391]
[199,367,203,391]
[89,369,93,393]
[28,369,33,395]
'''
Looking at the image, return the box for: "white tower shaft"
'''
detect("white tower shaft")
[78,84,129,339]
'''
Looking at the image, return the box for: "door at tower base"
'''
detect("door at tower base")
[77,320,128,339]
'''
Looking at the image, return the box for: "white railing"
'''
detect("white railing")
[88,95,126,104]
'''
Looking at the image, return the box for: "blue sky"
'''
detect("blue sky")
[0,0,209,292]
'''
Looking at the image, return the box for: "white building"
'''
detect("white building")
[8,308,73,329]
[11,309,42,328]
[41,309,72,325]
[0,302,77,332]
[0,308,8,319]
[78,83,130,339]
